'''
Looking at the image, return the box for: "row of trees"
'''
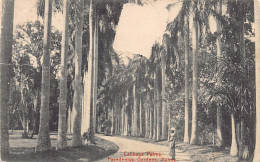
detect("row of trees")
[96,0,260,161]
[1,0,126,158]
[0,0,260,162]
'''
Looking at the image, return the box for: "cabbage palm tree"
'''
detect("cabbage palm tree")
[215,0,224,147]
[57,0,70,150]
[253,0,260,161]
[36,0,52,152]
[72,0,84,147]
[183,7,190,143]
[0,0,14,159]
[190,0,199,145]
[82,0,95,143]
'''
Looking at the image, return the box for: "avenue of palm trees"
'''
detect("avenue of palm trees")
[0,0,260,161]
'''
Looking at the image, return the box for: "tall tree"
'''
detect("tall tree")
[149,92,153,139]
[153,72,157,140]
[253,0,260,161]
[161,46,167,140]
[0,0,14,159]
[139,97,143,136]
[82,0,95,143]
[184,12,190,143]
[238,2,246,159]
[215,0,223,147]
[132,81,138,136]
[156,67,161,141]
[145,94,150,138]
[93,11,99,134]
[36,0,52,152]
[123,89,129,136]
[121,95,125,135]
[72,0,84,147]
[190,0,199,145]
[111,106,114,135]
[57,0,70,150]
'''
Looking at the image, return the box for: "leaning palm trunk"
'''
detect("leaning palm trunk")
[184,13,190,143]
[253,0,260,161]
[190,2,199,145]
[36,0,52,152]
[215,0,223,147]
[72,0,84,147]
[0,1,14,158]
[57,0,70,150]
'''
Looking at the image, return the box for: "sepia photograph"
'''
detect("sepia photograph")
[0,0,259,161]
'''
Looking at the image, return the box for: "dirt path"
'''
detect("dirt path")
[95,135,191,162]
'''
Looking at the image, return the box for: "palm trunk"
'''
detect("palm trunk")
[190,3,199,145]
[124,111,128,136]
[72,0,84,147]
[156,68,161,141]
[132,83,138,136]
[161,49,167,140]
[81,71,87,134]
[239,118,245,159]
[111,107,114,135]
[0,1,14,157]
[92,12,99,134]
[184,13,190,143]
[121,97,124,135]
[0,4,14,158]
[145,94,149,138]
[22,109,27,137]
[124,90,129,136]
[57,0,70,149]
[82,0,95,143]
[149,92,153,139]
[238,12,246,159]
[139,98,143,137]
[20,89,28,138]
[168,108,171,141]
[253,1,260,161]
[36,0,52,152]
[153,72,157,140]
[215,0,224,147]
[230,113,238,156]
[67,107,71,133]
[118,98,121,135]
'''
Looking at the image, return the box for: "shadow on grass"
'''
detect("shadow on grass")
[7,137,118,162]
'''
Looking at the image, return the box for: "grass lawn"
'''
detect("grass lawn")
[115,135,242,162]
[7,130,118,162]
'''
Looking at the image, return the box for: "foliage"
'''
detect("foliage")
[11,21,62,132]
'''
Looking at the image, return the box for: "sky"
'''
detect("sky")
[0,0,63,67]
[0,0,220,65]
[113,0,183,60]
[0,0,63,31]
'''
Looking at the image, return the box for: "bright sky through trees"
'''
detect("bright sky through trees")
[113,0,182,60]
